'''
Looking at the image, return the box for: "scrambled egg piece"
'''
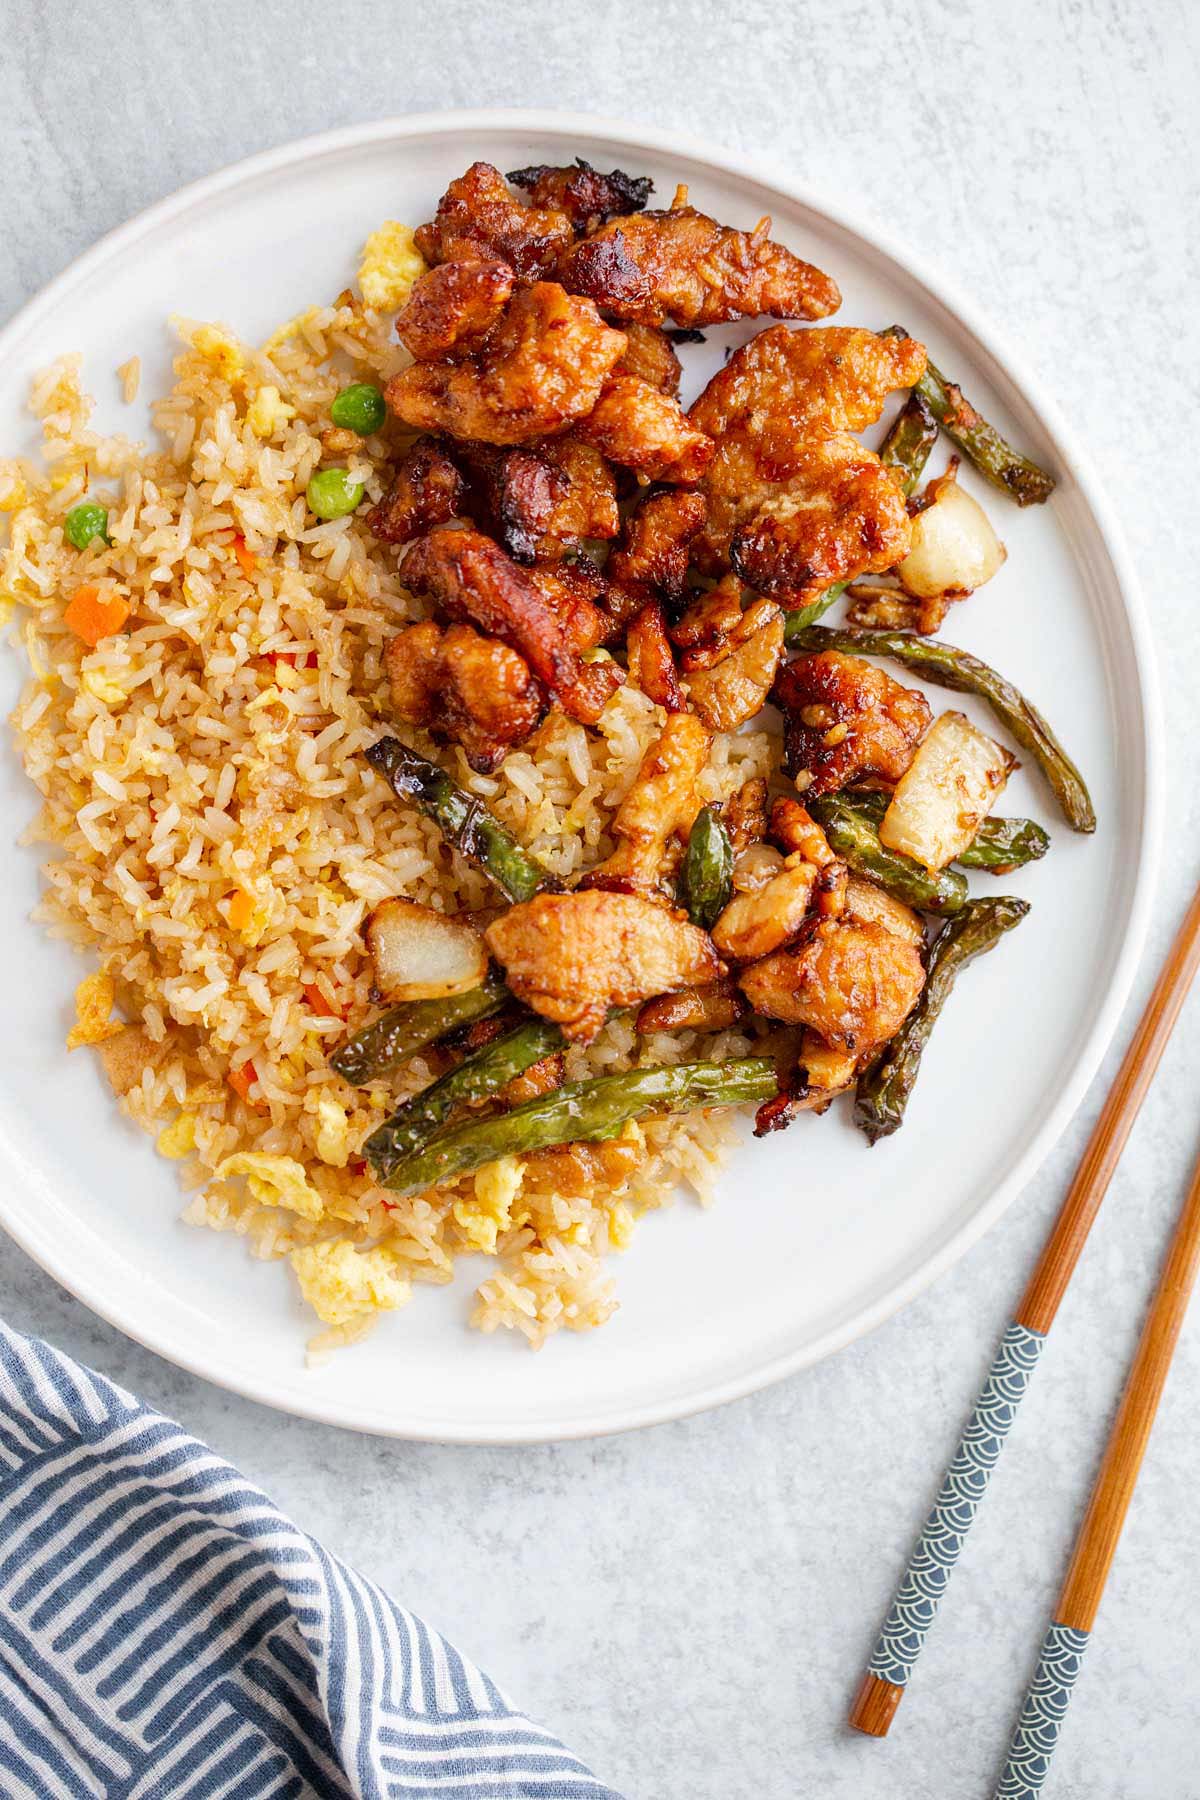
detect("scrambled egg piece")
[81,668,128,708]
[0,467,27,513]
[157,1113,198,1160]
[246,384,295,438]
[313,1093,351,1168]
[66,972,124,1049]
[291,1240,410,1326]
[214,1152,324,1221]
[453,1156,524,1255]
[607,1201,636,1251]
[191,324,245,382]
[261,307,320,355]
[357,221,426,311]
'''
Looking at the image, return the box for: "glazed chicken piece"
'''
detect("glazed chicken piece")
[414,161,574,280]
[613,323,683,397]
[459,435,619,561]
[604,488,707,627]
[584,711,711,895]
[682,596,784,732]
[724,777,769,853]
[729,437,916,602]
[506,159,654,232]
[774,648,932,795]
[395,257,514,361]
[690,326,927,598]
[626,602,685,711]
[485,890,722,1042]
[385,283,627,446]
[635,976,748,1035]
[711,797,844,962]
[739,917,925,1052]
[369,438,466,546]
[692,326,928,448]
[560,201,841,329]
[402,526,622,725]
[526,559,611,654]
[576,375,715,482]
[385,619,543,773]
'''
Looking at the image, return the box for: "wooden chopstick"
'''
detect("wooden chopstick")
[992,1132,1200,1797]
[849,882,1200,1738]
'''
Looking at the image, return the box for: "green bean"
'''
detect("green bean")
[364,1018,563,1180]
[854,896,1031,1143]
[681,806,733,930]
[383,1059,779,1194]
[886,325,1056,506]
[878,390,939,498]
[366,738,559,902]
[330,974,508,1086]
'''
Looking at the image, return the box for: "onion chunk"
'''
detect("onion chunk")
[880,711,1015,871]
[366,897,489,1002]
[898,466,1006,599]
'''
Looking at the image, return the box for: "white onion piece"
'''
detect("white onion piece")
[898,474,1006,599]
[366,898,488,1002]
[880,712,1015,871]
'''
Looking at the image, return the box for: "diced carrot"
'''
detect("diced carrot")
[303,980,346,1019]
[64,584,131,647]
[228,1059,263,1106]
[227,889,255,931]
[232,534,258,576]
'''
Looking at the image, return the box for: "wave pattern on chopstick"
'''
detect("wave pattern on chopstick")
[867,1323,1046,1685]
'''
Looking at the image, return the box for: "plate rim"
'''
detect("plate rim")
[0,107,1164,1442]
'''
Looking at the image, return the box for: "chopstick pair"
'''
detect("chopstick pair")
[848,883,1200,1794]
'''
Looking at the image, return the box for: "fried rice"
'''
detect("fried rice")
[0,225,777,1354]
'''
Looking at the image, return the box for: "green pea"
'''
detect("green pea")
[306,468,365,520]
[330,382,386,436]
[64,502,111,550]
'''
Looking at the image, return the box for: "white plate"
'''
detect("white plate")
[0,111,1161,1442]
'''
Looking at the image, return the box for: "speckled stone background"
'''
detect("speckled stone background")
[2,3,1198,1795]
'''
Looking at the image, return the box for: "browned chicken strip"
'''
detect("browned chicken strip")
[690,326,927,589]
[576,375,714,482]
[485,890,723,1041]
[458,435,619,561]
[613,322,683,397]
[738,917,925,1052]
[606,488,707,615]
[369,438,467,546]
[506,159,654,232]
[774,648,932,795]
[414,161,574,280]
[560,204,841,329]
[402,526,623,725]
[395,257,514,361]
[584,711,710,895]
[385,619,543,773]
[626,601,685,711]
[385,283,627,446]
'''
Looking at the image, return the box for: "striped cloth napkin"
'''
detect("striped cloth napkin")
[0,1322,622,1799]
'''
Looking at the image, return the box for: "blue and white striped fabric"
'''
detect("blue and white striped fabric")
[0,1323,622,1799]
